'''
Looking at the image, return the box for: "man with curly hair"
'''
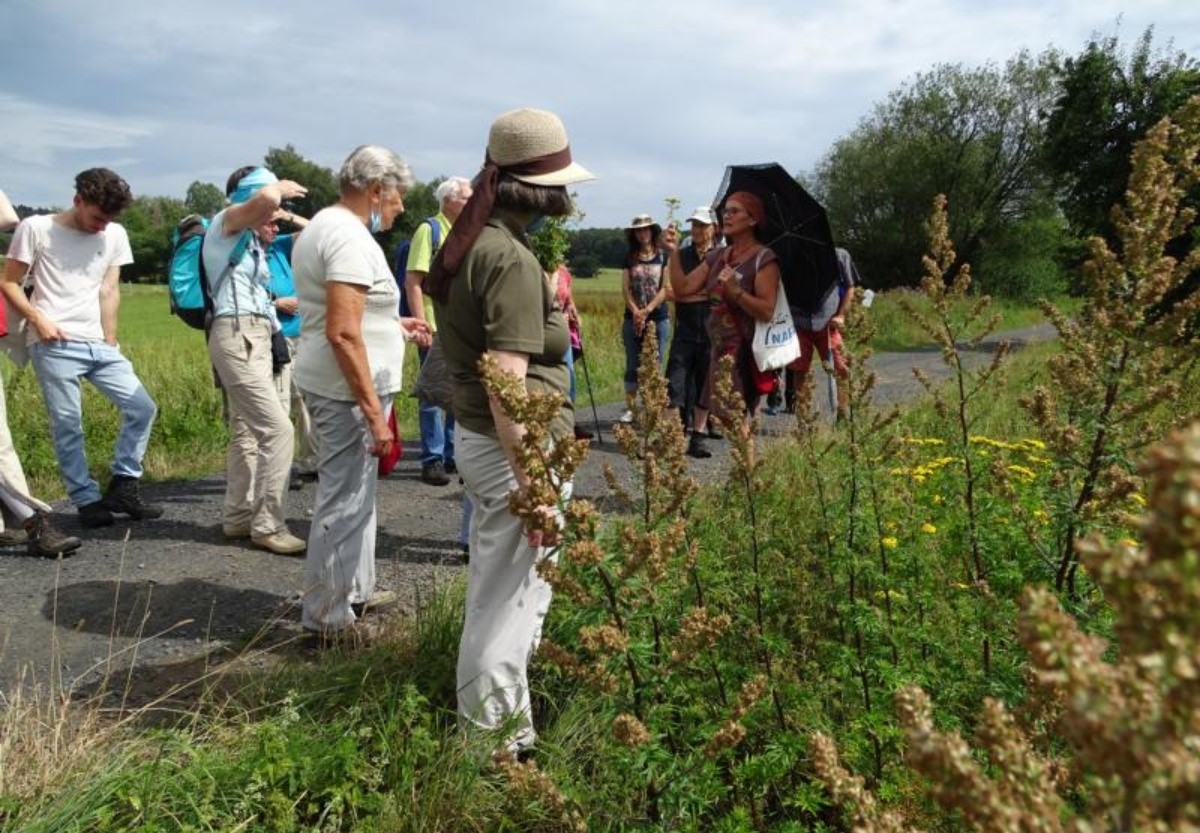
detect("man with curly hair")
[2,168,162,529]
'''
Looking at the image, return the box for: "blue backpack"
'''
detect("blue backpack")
[168,215,211,329]
[392,218,441,317]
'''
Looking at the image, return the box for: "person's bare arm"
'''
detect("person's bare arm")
[99,265,121,345]
[487,349,532,487]
[405,271,428,324]
[221,181,308,236]
[661,228,710,297]
[2,258,66,341]
[720,261,780,322]
[325,281,390,456]
[0,190,18,232]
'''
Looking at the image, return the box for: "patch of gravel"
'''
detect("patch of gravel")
[0,325,1055,695]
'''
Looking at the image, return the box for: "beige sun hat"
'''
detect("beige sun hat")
[625,214,661,232]
[487,108,595,186]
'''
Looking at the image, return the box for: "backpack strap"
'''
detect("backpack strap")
[427,217,442,256]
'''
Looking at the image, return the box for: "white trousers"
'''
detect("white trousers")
[455,425,570,752]
[300,391,391,632]
[0,369,41,530]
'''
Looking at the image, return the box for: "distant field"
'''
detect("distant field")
[1,279,1067,498]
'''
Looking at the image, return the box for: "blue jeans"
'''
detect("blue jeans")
[622,316,669,393]
[418,347,455,466]
[563,347,577,403]
[30,340,157,507]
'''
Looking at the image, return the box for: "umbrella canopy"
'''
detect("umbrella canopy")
[714,163,840,315]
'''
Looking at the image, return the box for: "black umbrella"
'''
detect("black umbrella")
[714,163,840,315]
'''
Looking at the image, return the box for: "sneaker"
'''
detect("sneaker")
[25,513,82,559]
[222,522,252,539]
[687,434,713,459]
[79,502,115,528]
[0,528,29,547]
[618,410,634,424]
[101,475,163,520]
[251,530,307,555]
[444,460,458,475]
[421,461,451,486]
[763,405,780,416]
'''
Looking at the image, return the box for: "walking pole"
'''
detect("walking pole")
[577,331,604,445]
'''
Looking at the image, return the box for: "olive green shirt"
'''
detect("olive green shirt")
[434,212,573,439]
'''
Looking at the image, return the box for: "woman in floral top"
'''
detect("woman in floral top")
[618,214,669,423]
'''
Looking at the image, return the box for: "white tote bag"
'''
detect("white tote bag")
[752,283,802,372]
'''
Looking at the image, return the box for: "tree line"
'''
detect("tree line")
[3,29,1195,296]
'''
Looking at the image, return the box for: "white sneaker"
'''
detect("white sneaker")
[618,409,634,424]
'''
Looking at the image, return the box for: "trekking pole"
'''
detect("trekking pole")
[577,331,604,445]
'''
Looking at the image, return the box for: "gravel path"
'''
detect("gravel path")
[0,324,1055,695]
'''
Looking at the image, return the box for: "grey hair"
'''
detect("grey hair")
[435,176,471,204]
[338,145,414,194]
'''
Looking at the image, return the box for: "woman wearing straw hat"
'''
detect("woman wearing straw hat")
[617,214,670,423]
[425,108,594,755]
[662,192,781,457]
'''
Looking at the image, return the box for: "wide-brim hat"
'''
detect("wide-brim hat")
[487,108,595,187]
[625,214,661,233]
[687,206,716,225]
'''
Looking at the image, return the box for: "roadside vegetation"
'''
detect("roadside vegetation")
[2,92,1196,832]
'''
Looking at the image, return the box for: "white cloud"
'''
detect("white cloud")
[1,0,1197,222]
[0,94,157,168]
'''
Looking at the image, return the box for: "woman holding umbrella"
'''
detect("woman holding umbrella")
[662,191,781,458]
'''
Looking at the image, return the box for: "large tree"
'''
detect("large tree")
[263,144,340,219]
[184,180,225,217]
[1042,28,1200,243]
[120,196,190,282]
[811,52,1058,290]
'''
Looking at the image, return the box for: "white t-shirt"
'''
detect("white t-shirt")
[7,213,133,344]
[292,206,404,401]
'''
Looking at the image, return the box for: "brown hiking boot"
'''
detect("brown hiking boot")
[24,513,82,559]
[101,475,164,520]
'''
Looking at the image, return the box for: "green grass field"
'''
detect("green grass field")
[1,279,1066,500]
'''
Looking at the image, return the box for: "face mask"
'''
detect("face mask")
[368,204,383,234]
[526,214,547,234]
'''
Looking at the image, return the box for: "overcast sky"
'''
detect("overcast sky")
[2,0,1197,228]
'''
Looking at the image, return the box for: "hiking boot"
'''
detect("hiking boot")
[574,426,594,441]
[707,426,724,440]
[687,434,713,459]
[251,530,307,555]
[0,527,29,547]
[79,501,115,528]
[351,589,401,619]
[101,475,164,520]
[444,460,458,475]
[421,461,451,486]
[24,513,82,559]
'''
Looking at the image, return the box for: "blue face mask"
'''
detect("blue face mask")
[526,215,547,234]
[368,206,382,233]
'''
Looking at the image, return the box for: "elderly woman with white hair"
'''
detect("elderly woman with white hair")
[425,108,594,755]
[292,144,431,637]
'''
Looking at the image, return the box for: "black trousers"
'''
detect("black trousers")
[666,302,712,422]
